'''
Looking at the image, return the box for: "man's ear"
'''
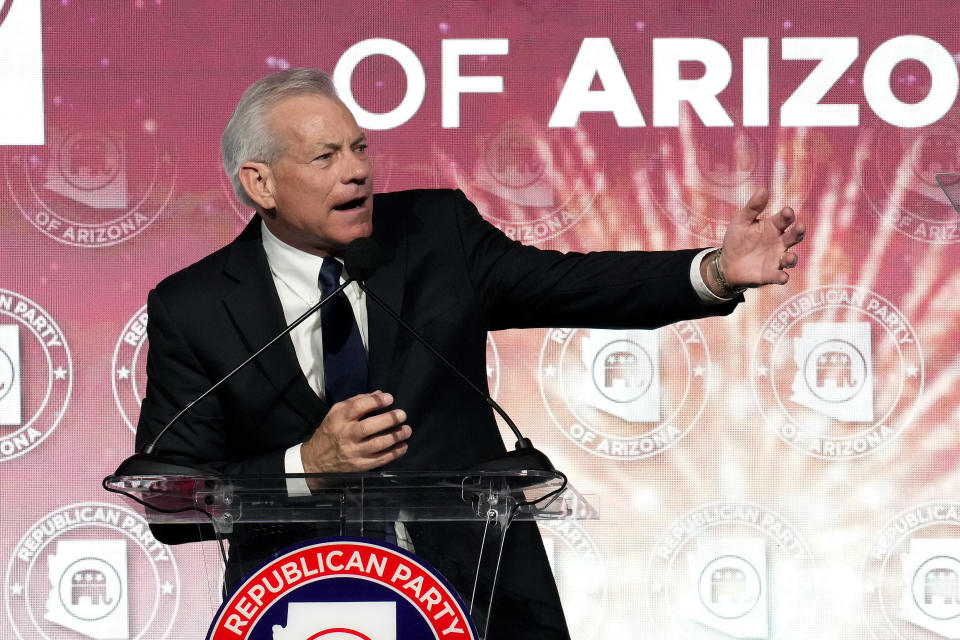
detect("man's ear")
[238,161,277,211]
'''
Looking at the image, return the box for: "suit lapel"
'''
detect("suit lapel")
[221,218,328,425]
[366,201,407,391]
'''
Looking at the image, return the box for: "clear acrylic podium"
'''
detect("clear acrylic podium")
[104,469,597,639]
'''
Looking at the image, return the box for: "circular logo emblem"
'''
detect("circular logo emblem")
[859,122,960,244]
[539,323,710,460]
[539,520,608,639]
[6,126,175,247]
[0,289,72,463]
[648,501,818,639]
[863,502,960,639]
[454,119,600,243]
[640,126,809,243]
[752,286,923,460]
[4,502,180,639]
[207,538,477,640]
[112,305,148,433]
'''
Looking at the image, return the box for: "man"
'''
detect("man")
[135,68,804,639]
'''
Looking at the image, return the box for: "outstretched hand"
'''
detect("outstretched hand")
[718,188,805,289]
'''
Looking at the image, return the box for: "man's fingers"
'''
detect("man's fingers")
[364,441,409,470]
[338,390,394,421]
[733,188,769,224]
[357,409,407,439]
[768,206,796,233]
[359,424,412,456]
[782,221,806,248]
[780,251,799,269]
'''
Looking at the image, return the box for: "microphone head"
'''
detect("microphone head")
[344,237,382,280]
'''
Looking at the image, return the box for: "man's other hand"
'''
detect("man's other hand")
[301,390,411,473]
[707,188,806,294]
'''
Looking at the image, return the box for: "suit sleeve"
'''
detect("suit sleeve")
[135,288,287,476]
[445,189,740,330]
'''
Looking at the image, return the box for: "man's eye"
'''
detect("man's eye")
[355,144,368,153]
[314,153,333,161]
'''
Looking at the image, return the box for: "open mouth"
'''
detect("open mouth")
[332,197,367,211]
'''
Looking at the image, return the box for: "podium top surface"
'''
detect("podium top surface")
[103,469,597,527]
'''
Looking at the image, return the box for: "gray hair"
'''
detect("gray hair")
[221,68,338,208]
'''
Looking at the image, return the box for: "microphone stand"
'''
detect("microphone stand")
[355,281,555,473]
[113,278,356,477]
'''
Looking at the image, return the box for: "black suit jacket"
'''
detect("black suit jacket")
[136,189,739,639]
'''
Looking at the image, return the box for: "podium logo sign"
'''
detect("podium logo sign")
[539,323,709,460]
[752,286,923,460]
[273,602,396,640]
[0,0,44,145]
[112,306,148,434]
[4,502,180,640]
[864,504,960,640]
[5,127,175,247]
[0,290,71,463]
[648,502,818,639]
[208,538,476,640]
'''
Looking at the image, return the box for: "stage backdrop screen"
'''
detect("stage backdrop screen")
[3,1,960,638]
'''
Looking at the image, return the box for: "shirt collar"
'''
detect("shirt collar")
[261,219,337,301]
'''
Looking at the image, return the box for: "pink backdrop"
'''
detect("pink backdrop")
[3,1,960,638]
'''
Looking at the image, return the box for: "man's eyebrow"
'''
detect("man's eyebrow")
[311,135,366,151]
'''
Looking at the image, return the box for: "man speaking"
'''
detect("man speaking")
[134,68,804,639]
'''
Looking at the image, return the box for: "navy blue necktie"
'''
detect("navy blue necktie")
[318,260,368,404]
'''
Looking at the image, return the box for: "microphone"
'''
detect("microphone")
[113,256,358,477]
[344,238,555,472]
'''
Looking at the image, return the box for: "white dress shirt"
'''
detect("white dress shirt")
[260,221,368,495]
[261,219,729,493]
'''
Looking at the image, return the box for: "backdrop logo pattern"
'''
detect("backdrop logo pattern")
[539,323,709,460]
[752,286,923,460]
[540,520,608,640]
[860,120,960,243]
[0,290,71,463]
[4,502,179,640]
[455,119,600,242]
[112,306,148,434]
[5,127,175,247]
[647,502,818,639]
[863,503,960,640]
[641,126,809,243]
[207,538,476,640]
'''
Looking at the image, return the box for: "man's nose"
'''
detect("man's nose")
[342,151,371,184]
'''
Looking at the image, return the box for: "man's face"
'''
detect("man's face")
[252,93,374,256]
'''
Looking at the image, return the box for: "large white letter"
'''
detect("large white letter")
[333,38,426,130]
[0,0,44,144]
[653,38,734,127]
[743,38,770,126]
[548,38,645,128]
[780,38,859,126]
[863,35,959,128]
[441,39,509,128]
